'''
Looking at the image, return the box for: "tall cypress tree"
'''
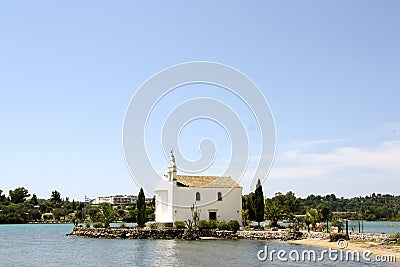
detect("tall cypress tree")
[30,194,38,205]
[137,188,146,227]
[254,179,265,227]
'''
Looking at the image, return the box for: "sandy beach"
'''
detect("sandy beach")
[288,238,400,261]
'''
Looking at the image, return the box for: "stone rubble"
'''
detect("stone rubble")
[68,227,302,240]
[67,227,393,243]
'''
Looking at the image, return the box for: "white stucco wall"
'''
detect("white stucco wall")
[155,180,175,223]
[156,182,242,224]
[173,187,242,223]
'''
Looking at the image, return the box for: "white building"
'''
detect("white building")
[91,196,112,205]
[91,195,137,205]
[155,151,242,224]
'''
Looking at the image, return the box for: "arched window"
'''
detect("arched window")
[217,192,222,201]
[196,192,201,201]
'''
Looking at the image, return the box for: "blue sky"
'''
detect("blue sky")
[1,1,399,200]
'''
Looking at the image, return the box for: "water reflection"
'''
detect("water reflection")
[151,240,179,266]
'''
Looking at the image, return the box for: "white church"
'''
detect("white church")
[155,151,242,225]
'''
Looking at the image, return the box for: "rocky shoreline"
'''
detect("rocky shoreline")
[66,226,391,242]
[67,227,302,240]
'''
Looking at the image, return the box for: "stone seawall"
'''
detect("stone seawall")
[349,232,390,242]
[67,227,302,240]
[301,231,330,239]
[297,231,390,242]
[68,227,189,239]
[67,227,391,242]
[236,230,302,240]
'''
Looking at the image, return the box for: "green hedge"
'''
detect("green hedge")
[174,221,186,229]
[198,220,218,229]
[218,221,229,230]
[198,220,240,231]
[228,220,240,233]
[198,220,209,229]
[208,220,218,229]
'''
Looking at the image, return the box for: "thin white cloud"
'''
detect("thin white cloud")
[177,134,400,194]
[270,139,400,180]
[290,138,348,148]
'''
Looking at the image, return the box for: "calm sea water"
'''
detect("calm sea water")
[347,221,400,234]
[0,223,398,266]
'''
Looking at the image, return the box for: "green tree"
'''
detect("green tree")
[9,187,30,204]
[303,214,312,232]
[52,208,62,221]
[28,208,41,221]
[117,206,125,217]
[100,204,116,228]
[126,208,138,223]
[271,192,286,207]
[75,210,83,221]
[242,194,255,220]
[0,189,6,202]
[254,179,265,226]
[265,202,285,227]
[283,191,303,214]
[319,205,332,233]
[88,206,100,220]
[50,190,62,202]
[305,208,322,231]
[30,194,38,205]
[241,209,249,227]
[137,188,146,227]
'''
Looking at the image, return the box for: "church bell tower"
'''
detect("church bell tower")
[167,150,177,182]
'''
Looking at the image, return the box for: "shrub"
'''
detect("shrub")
[391,232,400,239]
[228,220,240,233]
[93,222,103,228]
[85,220,91,228]
[198,220,209,229]
[208,220,218,229]
[174,221,186,229]
[330,232,349,242]
[389,232,400,245]
[218,221,229,230]
[150,223,158,229]
[120,221,126,228]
